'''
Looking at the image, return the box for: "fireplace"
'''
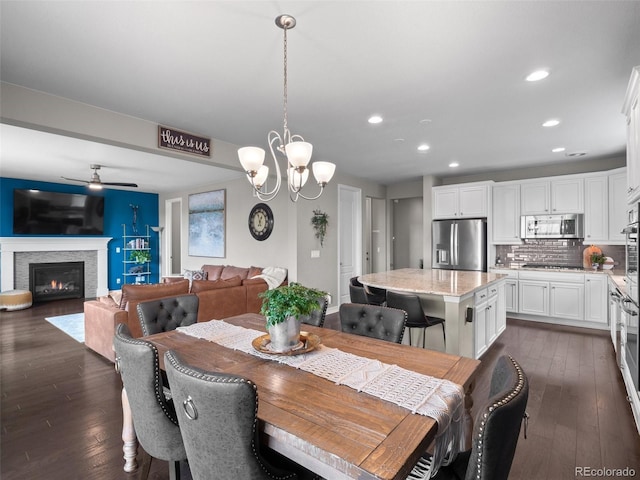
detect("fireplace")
[29,261,84,303]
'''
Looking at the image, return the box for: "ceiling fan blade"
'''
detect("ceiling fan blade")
[61,176,89,184]
[101,181,139,188]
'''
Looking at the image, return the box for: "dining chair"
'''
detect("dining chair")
[113,323,187,480]
[137,294,199,336]
[407,355,529,480]
[339,302,407,344]
[350,276,386,305]
[386,291,446,348]
[164,350,300,480]
[299,295,329,327]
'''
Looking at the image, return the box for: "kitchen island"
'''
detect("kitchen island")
[359,268,507,359]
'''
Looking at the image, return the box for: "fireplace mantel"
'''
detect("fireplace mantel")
[0,237,111,297]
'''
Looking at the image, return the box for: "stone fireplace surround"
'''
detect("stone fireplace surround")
[0,237,111,298]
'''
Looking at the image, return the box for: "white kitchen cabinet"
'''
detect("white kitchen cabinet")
[474,283,500,359]
[505,280,518,313]
[623,66,640,204]
[549,281,584,321]
[433,183,489,219]
[496,281,507,336]
[520,178,584,215]
[492,183,520,243]
[518,280,549,316]
[609,171,628,242]
[584,176,608,243]
[584,274,608,324]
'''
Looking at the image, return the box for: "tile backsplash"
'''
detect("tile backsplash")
[495,241,625,269]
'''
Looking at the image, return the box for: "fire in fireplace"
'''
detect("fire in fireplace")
[29,262,85,303]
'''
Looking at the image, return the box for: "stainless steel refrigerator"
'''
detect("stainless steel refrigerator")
[432,219,487,272]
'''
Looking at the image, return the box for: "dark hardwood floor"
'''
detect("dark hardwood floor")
[1,298,639,479]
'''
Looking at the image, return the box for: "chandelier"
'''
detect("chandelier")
[237,14,336,202]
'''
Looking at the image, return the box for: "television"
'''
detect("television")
[13,189,105,235]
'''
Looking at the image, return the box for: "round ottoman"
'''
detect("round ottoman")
[0,289,33,311]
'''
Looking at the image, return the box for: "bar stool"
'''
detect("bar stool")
[386,291,445,348]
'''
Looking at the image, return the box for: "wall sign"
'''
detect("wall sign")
[158,125,211,157]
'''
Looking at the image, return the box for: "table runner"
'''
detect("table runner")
[177,320,465,476]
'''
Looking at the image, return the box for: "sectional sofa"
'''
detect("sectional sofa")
[84,265,285,362]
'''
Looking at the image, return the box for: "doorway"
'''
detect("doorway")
[392,197,424,269]
[338,185,362,305]
[164,198,182,276]
[365,197,386,274]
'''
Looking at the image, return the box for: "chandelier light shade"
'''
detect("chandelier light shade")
[237,14,335,202]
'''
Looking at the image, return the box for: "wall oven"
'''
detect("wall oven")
[623,203,640,392]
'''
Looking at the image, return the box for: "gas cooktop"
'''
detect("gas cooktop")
[522,264,585,271]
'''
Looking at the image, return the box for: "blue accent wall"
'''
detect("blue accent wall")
[1,177,159,291]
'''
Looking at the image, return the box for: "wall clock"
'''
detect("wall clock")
[248,203,274,241]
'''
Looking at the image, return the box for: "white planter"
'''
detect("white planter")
[267,316,301,352]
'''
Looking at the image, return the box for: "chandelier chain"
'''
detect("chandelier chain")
[282,25,289,140]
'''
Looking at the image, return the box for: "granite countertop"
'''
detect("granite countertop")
[490,265,627,290]
[359,268,506,298]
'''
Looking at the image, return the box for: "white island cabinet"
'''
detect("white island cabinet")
[359,268,506,360]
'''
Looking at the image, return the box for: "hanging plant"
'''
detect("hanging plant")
[311,209,329,247]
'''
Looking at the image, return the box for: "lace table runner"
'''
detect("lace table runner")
[177,320,466,476]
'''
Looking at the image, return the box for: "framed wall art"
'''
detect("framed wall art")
[188,189,226,257]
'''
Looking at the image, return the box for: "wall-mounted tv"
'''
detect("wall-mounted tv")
[13,189,105,235]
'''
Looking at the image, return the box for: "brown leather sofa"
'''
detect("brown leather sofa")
[84,265,283,362]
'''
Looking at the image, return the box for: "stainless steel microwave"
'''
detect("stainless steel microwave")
[520,214,584,239]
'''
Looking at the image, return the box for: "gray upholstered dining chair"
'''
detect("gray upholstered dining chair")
[350,276,386,305]
[407,355,529,480]
[339,302,407,344]
[164,350,299,480]
[386,291,446,348]
[113,323,187,480]
[137,294,199,336]
[299,295,329,327]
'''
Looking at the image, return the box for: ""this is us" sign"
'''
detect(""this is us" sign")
[158,126,211,157]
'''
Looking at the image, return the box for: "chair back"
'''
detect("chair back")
[339,303,406,343]
[137,294,199,336]
[164,351,297,480]
[386,291,428,328]
[466,355,529,480]
[349,283,369,304]
[299,296,329,327]
[113,323,186,462]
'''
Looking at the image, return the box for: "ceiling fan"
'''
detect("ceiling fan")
[61,164,138,189]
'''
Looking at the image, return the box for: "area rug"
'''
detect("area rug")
[45,312,84,343]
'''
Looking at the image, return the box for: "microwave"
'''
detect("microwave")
[520,214,584,239]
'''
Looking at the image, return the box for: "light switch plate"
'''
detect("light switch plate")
[311,250,320,258]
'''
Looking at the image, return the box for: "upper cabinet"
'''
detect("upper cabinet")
[520,178,584,215]
[433,183,490,219]
[492,183,520,243]
[609,171,627,242]
[623,66,640,204]
[584,176,608,243]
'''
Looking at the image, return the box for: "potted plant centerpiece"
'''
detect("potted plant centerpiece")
[259,282,327,353]
[590,252,606,270]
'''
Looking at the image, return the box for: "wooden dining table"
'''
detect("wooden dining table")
[120,313,480,480]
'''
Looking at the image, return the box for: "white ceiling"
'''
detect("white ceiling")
[1,1,639,193]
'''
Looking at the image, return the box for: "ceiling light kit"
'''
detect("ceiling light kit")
[552,147,566,153]
[542,119,560,127]
[237,14,335,202]
[368,115,383,124]
[417,144,430,152]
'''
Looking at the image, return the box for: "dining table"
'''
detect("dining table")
[120,313,480,480]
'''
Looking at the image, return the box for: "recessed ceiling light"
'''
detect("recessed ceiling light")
[526,69,550,82]
[368,115,383,124]
[417,144,430,152]
[552,147,566,153]
[449,162,459,168]
[419,119,432,124]
[542,119,560,127]
[394,138,405,142]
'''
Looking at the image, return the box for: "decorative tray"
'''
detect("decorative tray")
[252,331,320,356]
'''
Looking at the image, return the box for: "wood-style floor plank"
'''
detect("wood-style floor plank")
[1,300,639,479]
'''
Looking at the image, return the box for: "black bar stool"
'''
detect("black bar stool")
[386,291,445,348]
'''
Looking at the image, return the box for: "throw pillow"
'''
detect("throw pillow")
[220,266,249,280]
[201,265,224,281]
[183,269,208,290]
